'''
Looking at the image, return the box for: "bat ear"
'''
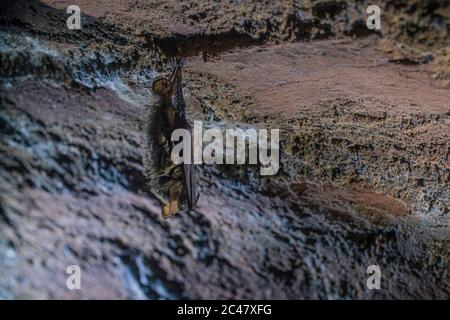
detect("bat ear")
[152,76,169,95]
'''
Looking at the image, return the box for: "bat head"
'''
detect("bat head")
[152,76,171,96]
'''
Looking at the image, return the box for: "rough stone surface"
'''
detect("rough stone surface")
[0,0,449,299]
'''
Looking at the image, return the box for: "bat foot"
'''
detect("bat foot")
[177,57,186,67]
[162,203,171,219]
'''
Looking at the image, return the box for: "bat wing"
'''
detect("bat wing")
[172,57,198,210]
[183,162,197,210]
[183,122,197,210]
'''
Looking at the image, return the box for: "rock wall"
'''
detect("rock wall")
[0,0,449,299]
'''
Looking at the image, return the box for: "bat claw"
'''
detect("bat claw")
[169,57,178,72]
[177,57,186,67]
[194,193,200,207]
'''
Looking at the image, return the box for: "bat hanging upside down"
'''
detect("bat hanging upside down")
[143,58,198,219]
